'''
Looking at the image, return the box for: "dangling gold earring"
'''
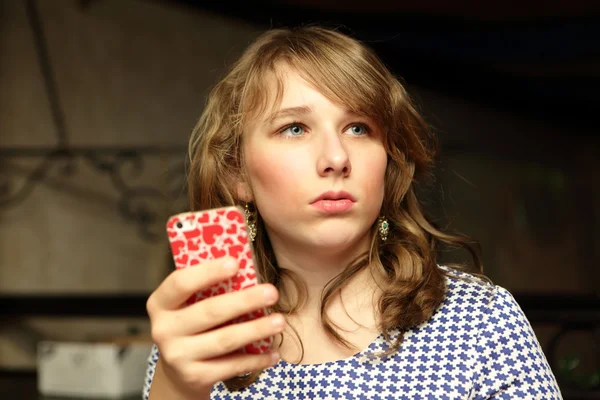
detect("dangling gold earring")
[378,216,389,241]
[244,202,257,242]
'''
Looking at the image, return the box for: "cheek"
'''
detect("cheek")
[245,148,307,200]
[362,148,387,195]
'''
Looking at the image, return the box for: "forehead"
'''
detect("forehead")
[253,65,348,122]
[240,60,387,136]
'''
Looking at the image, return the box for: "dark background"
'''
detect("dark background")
[1,0,598,399]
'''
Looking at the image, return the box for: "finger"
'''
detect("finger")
[169,283,279,336]
[200,349,281,384]
[147,257,239,312]
[182,312,285,360]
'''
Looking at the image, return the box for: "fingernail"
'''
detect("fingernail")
[271,314,285,329]
[223,258,238,271]
[270,351,280,364]
[263,287,278,304]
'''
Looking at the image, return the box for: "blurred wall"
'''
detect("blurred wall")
[0,0,259,369]
[0,0,596,369]
[418,87,597,293]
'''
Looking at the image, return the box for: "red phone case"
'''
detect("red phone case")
[166,206,273,355]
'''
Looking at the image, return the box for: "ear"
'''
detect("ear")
[234,179,253,203]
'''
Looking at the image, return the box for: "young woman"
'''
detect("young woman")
[143,26,562,399]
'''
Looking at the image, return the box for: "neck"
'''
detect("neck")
[266,232,387,363]
[268,231,382,319]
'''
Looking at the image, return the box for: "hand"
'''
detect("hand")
[146,257,283,398]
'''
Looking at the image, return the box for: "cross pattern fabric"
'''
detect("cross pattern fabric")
[143,267,562,399]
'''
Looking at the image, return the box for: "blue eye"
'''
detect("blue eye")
[281,124,305,136]
[347,124,369,136]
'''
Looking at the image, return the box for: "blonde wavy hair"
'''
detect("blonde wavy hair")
[187,26,484,390]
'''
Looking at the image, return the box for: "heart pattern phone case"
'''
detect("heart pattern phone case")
[166,206,273,355]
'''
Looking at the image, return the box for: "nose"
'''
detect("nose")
[316,130,352,178]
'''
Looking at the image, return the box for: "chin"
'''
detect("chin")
[307,226,369,252]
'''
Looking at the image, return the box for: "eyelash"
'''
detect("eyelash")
[277,121,372,138]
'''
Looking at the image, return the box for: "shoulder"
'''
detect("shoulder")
[438,264,495,306]
[436,265,541,355]
[436,267,563,398]
[435,265,524,324]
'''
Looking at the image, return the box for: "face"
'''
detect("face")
[239,65,388,255]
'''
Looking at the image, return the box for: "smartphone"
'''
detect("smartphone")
[166,206,273,355]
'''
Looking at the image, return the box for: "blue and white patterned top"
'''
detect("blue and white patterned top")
[143,267,562,399]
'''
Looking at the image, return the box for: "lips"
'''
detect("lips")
[310,190,356,204]
[310,191,356,214]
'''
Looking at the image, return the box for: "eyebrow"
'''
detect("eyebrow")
[265,105,365,124]
[265,106,312,124]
